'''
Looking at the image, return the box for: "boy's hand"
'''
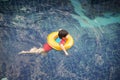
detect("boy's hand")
[65,52,69,56]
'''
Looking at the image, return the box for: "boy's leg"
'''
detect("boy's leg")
[19,47,45,54]
[29,47,38,52]
[19,43,52,54]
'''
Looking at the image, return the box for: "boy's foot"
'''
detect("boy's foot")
[18,51,29,54]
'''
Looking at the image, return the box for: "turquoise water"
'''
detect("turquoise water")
[0,0,120,80]
[71,0,120,27]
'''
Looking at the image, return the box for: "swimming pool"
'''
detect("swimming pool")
[0,0,120,80]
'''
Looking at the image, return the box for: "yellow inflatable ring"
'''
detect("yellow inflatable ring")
[47,32,74,50]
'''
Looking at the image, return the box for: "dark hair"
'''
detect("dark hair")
[58,29,68,39]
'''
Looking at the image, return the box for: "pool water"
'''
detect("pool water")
[0,0,120,80]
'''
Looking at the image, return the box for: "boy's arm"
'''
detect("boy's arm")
[60,44,69,56]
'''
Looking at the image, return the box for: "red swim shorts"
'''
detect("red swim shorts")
[43,43,52,52]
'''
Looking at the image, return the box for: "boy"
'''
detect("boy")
[19,29,69,55]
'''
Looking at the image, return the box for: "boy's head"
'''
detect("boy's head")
[58,29,68,39]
